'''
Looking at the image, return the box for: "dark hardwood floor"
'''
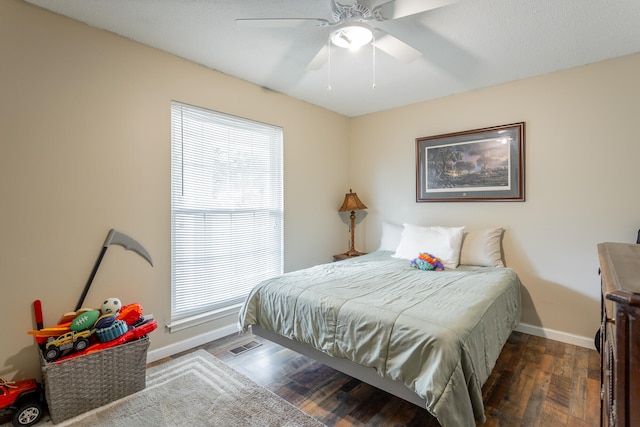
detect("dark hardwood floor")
[151,331,600,426]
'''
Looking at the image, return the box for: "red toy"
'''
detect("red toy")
[0,378,45,427]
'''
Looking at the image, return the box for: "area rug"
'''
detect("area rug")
[42,350,326,427]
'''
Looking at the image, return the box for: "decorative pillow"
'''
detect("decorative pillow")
[410,253,445,271]
[378,221,403,252]
[392,224,465,269]
[459,227,505,267]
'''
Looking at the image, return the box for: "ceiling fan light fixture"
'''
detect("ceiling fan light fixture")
[330,24,373,50]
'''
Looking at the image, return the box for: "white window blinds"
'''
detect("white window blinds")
[170,101,283,328]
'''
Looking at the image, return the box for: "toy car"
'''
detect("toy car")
[43,329,92,362]
[0,378,45,427]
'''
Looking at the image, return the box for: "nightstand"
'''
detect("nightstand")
[333,252,367,262]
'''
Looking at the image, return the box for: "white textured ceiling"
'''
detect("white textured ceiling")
[24,0,640,117]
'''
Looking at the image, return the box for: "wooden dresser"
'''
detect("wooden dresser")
[598,242,640,427]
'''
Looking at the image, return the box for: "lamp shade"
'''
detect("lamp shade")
[339,189,367,212]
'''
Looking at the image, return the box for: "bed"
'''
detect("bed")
[238,225,522,427]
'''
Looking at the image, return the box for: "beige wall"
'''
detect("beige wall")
[0,1,350,380]
[3,0,640,381]
[350,52,640,343]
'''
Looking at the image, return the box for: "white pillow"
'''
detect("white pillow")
[378,221,403,252]
[392,224,465,269]
[459,228,504,267]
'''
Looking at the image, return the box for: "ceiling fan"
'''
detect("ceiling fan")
[236,0,458,70]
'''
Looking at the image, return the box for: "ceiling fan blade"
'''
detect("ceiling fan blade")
[236,18,330,29]
[306,44,330,70]
[374,33,422,62]
[373,0,458,20]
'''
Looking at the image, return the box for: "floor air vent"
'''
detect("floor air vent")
[228,340,262,356]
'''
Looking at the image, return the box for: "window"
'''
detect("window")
[169,101,283,331]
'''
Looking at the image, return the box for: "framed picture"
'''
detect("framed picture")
[416,122,525,202]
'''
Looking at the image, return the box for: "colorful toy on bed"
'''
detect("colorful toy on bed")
[410,252,445,271]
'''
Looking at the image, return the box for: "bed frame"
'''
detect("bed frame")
[251,324,428,409]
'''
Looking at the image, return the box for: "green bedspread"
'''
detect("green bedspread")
[238,251,521,427]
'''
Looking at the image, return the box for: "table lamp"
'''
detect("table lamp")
[338,189,367,257]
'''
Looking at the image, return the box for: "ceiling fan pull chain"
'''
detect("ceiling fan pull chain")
[327,38,332,91]
[372,37,376,90]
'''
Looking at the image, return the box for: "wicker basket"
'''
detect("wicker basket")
[41,336,150,424]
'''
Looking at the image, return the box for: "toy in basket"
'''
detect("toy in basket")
[31,299,157,362]
[93,297,128,343]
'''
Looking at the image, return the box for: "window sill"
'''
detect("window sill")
[166,303,243,333]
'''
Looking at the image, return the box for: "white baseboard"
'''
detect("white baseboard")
[146,323,238,363]
[515,322,596,350]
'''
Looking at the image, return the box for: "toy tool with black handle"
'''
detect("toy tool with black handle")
[74,229,153,311]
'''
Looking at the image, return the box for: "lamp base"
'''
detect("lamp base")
[333,250,367,262]
[344,249,365,257]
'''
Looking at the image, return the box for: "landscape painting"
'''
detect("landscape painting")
[426,138,510,191]
[416,122,525,202]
